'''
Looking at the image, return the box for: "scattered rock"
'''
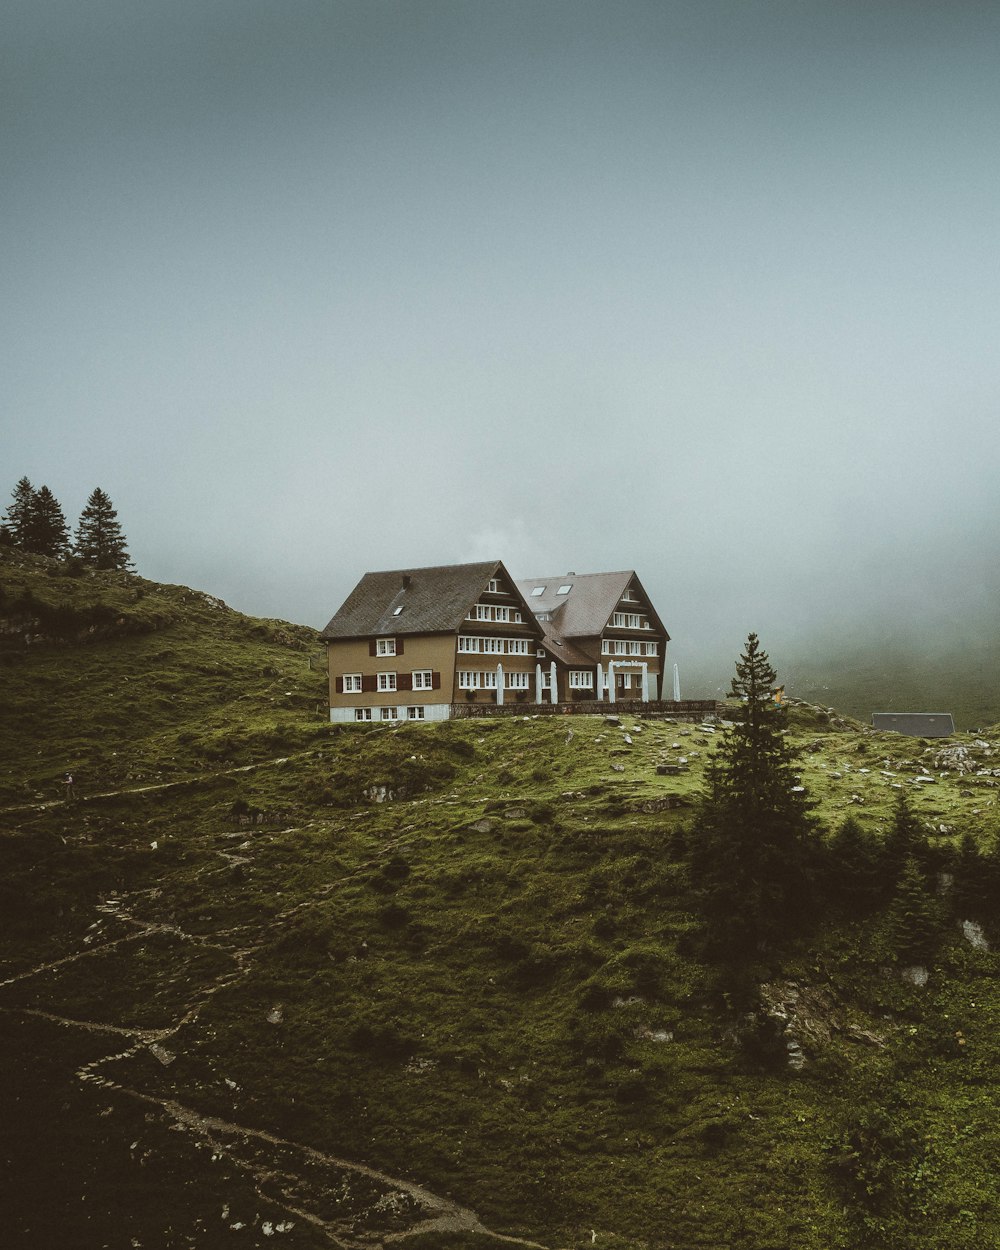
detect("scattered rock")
[900,965,929,987]
[148,1044,175,1067]
[962,919,989,951]
[267,1005,283,1025]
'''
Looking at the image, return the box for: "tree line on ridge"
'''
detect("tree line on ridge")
[1,478,133,571]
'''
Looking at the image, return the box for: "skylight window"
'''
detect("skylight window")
[393,606,404,615]
[557,584,572,595]
[531,586,546,596]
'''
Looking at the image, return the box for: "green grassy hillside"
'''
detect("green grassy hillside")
[4,550,1000,1249]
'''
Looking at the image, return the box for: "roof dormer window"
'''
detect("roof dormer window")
[531,586,546,596]
[557,584,572,595]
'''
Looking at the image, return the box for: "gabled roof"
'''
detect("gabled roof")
[515,570,670,641]
[321,560,539,640]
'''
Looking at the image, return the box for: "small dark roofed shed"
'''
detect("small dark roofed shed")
[871,712,955,738]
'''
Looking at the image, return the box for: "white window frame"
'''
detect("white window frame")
[482,671,498,689]
[412,669,433,690]
[569,671,593,689]
[458,671,479,689]
[377,672,397,692]
[601,640,611,655]
[380,706,398,721]
[343,673,362,693]
[407,706,426,720]
[505,671,530,689]
[354,707,372,721]
[376,638,397,656]
[487,578,500,593]
[513,610,522,623]
[458,636,476,653]
[506,638,528,655]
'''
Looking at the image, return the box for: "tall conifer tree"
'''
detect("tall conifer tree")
[24,485,70,558]
[689,634,820,964]
[2,477,36,547]
[73,488,133,570]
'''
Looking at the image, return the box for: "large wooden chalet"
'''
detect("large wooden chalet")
[321,561,670,723]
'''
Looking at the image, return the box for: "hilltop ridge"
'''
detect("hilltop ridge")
[4,550,1000,1249]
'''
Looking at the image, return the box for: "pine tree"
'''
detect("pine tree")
[882,789,929,892]
[688,634,820,965]
[826,815,881,916]
[23,485,69,558]
[949,832,989,922]
[2,477,36,547]
[887,854,943,964]
[73,488,133,570]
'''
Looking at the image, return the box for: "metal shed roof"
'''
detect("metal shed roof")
[871,712,956,737]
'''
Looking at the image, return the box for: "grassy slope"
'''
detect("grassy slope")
[4,550,1000,1249]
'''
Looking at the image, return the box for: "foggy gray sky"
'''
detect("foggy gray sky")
[4,1,999,687]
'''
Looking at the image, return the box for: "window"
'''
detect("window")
[482,637,503,653]
[642,641,658,656]
[612,613,625,628]
[531,586,546,596]
[393,606,404,616]
[407,706,425,720]
[494,606,510,622]
[506,671,529,689]
[458,671,479,689]
[377,672,397,692]
[458,636,476,653]
[343,674,362,693]
[601,640,611,655]
[513,611,522,623]
[540,672,552,688]
[557,584,572,595]
[569,671,593,688]
[626,641,640,656]
[506,638,528,655]
[380,706,398,721]
[487,578,500,593]
[376,638,396,656]
[412,670,433,690]
[621,588,636,602]
[482,671,498,688]
[354,707,372,721]
[474,604,491,620]
[536,647,546,657]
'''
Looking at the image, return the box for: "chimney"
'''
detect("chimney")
[401,574,411,589]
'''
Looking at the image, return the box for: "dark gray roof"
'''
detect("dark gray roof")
[515,570,670,641]
[871,712,956,738]
[321,560,538,640]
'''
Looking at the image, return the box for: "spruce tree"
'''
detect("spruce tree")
[23,485,70,558]
[688,634,820,965]
[73,488,133,570]
[827,815,881,916]
[887,854,943,964]
[2,477,36,547]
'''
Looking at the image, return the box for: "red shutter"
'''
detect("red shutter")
[361,675,377,693]
[335,676,344,694]
[397,673,413,691]
[396,637,404,655]
[369,640,377,657]
[431,671,441,690]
